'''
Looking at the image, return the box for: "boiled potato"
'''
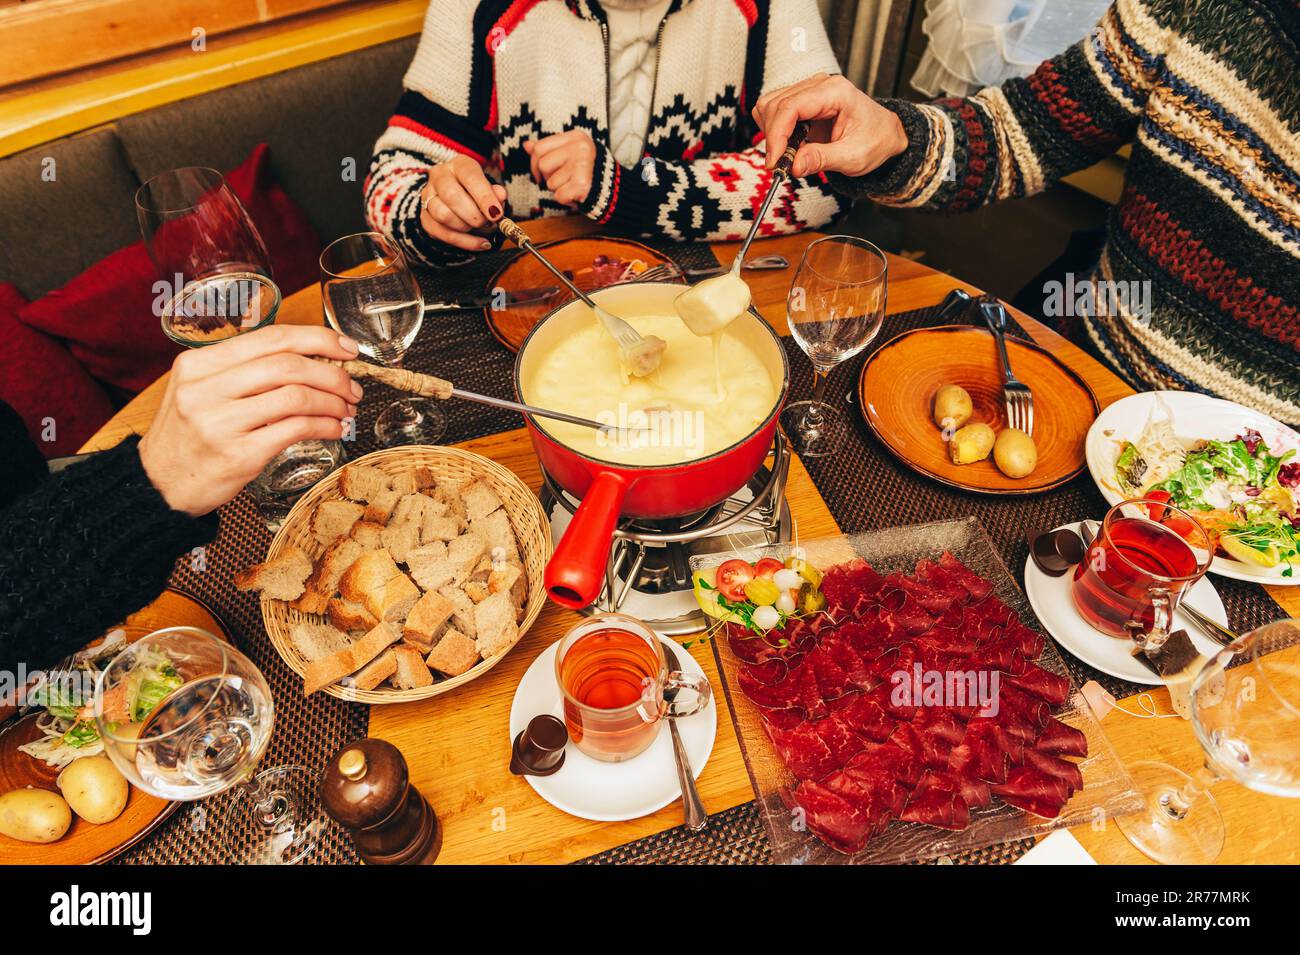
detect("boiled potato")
[949,422,996,465]
[58,754,129,825]
[932,384,973,430]
[0,788,72,843]
[993,428,1038,478]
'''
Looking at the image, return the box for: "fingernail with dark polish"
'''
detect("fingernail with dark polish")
[489,205,501,219]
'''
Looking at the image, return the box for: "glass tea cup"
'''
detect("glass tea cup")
[1070,497,1213,650]
[554,613,711,762]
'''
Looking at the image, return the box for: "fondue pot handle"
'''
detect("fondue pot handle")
[544,470,629,609]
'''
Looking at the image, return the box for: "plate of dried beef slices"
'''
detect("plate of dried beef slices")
[698,517,1141,865]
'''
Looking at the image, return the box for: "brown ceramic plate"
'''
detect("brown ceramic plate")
[484,236,681,351]
[858,325,1099,495]
[0,588,231,865]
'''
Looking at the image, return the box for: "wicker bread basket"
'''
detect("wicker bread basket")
[262,446,552,703]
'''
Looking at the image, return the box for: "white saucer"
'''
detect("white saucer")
[1023,522,1230,686]
[509,636,717,822]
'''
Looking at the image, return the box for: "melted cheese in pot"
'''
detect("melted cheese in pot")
[522,312,778,465]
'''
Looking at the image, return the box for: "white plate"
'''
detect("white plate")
[1024,522,1230,686]
[1085,390,1300,585]
[509,636,717,822]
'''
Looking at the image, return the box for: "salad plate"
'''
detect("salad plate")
[1085,391,1300,584]
[0,588,231,865]
[508,636,716,822]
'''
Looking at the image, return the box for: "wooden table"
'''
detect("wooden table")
[82,217,1300,865]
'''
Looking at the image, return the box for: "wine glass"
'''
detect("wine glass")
[136,166,279,346]
[320,232,445,446]
[1116,618,1300,864]
[780,235,888,457]
[93,626,329,865]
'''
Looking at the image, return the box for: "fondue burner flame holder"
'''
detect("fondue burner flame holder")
[539,432,793,634]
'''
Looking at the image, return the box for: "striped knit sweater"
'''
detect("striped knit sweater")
[366,0,849,268]
[838,0,1300,425]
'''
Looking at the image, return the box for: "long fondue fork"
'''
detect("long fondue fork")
[321,359,644,436]
[731,122,810,273]
[496,217,667,376]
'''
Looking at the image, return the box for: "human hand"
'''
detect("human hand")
[523,130,597,206]
[420,155,508,251]
[139,325,363,516]
[752,73,908,179]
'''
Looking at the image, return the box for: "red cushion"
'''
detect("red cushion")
[0,283,117,458]
[16,143,322,395]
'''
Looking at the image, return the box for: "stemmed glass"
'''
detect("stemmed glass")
[136,166,279,345]
[93,626,328,865]
[320,232,445,446]
[781,235,888,457]
[1116,619,1300,863]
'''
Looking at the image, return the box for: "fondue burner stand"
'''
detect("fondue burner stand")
[539,433,793,636]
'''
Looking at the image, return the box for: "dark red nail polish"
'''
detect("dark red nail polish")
[489,205,502,219]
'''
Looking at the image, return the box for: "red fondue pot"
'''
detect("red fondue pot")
[514,282,790,608]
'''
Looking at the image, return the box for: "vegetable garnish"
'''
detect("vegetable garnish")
[688,553,828,647]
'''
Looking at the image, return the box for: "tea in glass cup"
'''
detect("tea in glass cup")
[555,614,710,762]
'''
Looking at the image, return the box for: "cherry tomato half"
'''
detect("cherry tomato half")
[715,559,756,601]
[753,557,785,579]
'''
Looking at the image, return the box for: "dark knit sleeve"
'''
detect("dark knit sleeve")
[831,0,1174,212]
[0,436,217,674]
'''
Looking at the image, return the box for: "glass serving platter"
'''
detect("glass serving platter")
[694,516,1141,865]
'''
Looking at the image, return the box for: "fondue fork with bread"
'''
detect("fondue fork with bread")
[319,359,647,438]
[496,217,667,378]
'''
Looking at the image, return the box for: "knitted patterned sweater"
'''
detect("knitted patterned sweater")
[366,0,849,267]
[837,0,1300,424]
[0,401,215,676]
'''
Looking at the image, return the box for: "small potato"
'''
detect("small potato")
[932,384,973,431]
[0,788,72,843]
[58,755,129,825]
[949,422,996,465]
[993,428,1038,478]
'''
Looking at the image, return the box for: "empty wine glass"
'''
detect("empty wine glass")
[781,235,887,457]
[1116,618,1300,863]
[320,232,445,446]
[136,166,279,346]
[93,626,328,865]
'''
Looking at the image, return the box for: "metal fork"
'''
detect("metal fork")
[977,295,1034,435]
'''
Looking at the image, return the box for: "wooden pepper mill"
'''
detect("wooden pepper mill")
[320,738,441,865]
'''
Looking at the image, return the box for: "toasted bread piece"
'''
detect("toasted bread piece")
[464,580,490,604]
[349,520,386,550]
[487,562,523,603]
[310,500,365,547]
[422,514,462,542]
[362,487,402,524]
[474,590,519,659]
[390,471,419,496]
[403,590,456,649]
[350,650,398,691]
[437,586,476,638]
[290,538,364,615]
[424,628,480,677]
[372,571,421,623]
[467,555,492,584]
[338,549,401,602]
[327,596,379,633]
[234,547,313,601]
[304,621,401,694]
[413,466,439,490]
[392,644,435,689]
[434,479,467,520]
[381,517,423,564]
[288,622,353,663]
[472,508,519,560]
[338,464,391,503]
[462,479,503,522]
[405,540,460,592]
